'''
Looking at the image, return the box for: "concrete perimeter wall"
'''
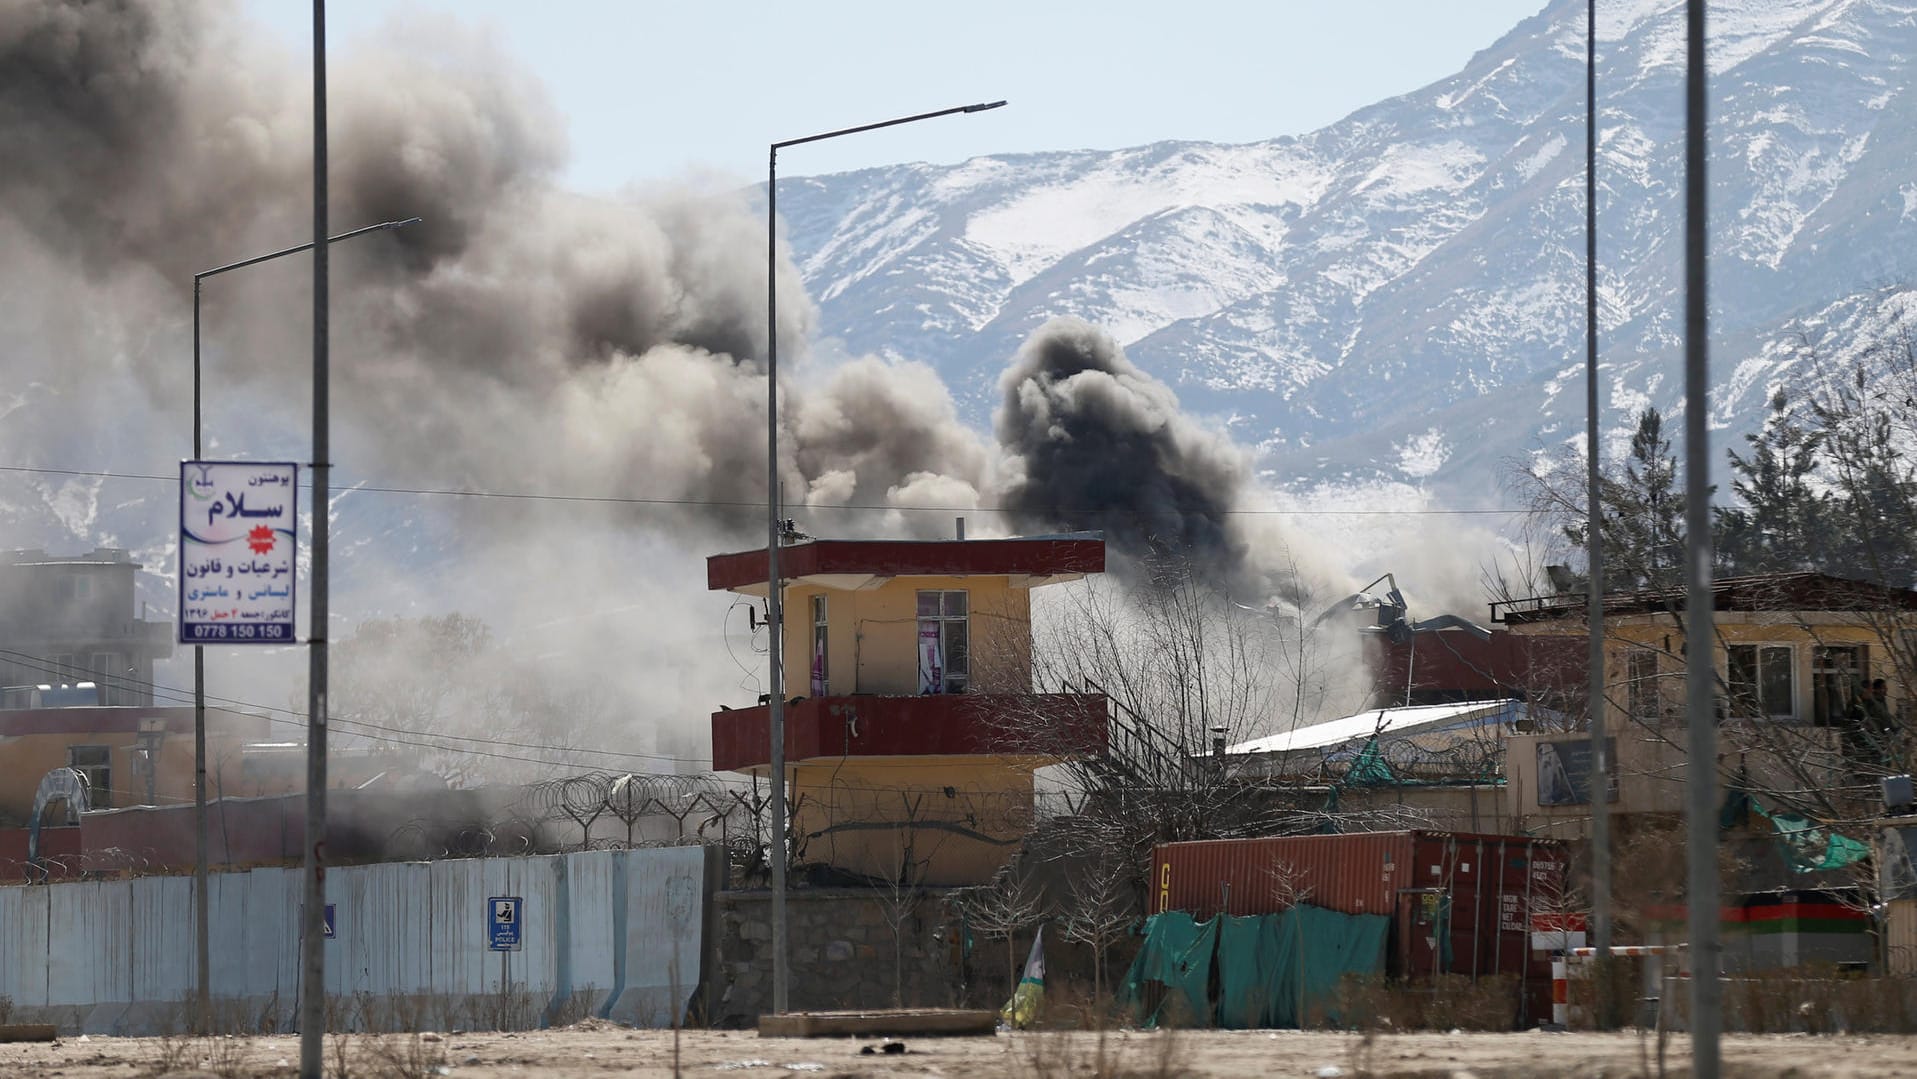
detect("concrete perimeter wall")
[711,888,960,1027]
[0,845,721,1035]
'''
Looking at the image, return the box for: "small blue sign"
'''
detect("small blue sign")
[488,896,522,952]
[303,903,337,940]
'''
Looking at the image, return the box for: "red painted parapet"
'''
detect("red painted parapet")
[710,692,1107,772]
[707,536,1104,592]
[0,826,83,881]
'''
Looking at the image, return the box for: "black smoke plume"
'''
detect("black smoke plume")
[997,318,1251,573]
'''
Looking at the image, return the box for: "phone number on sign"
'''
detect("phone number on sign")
[188,624,291,641]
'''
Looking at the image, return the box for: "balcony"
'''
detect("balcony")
[711,692,1107,773]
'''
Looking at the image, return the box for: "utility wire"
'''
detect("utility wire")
[0,463,1527,517]
[0,647,1104,787]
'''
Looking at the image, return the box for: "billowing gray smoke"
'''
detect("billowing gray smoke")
[997,319,1251,568]
[0,0,1363,764]
[0,0,991,536]
[0,0,1007,767]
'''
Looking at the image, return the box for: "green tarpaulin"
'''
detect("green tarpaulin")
[1343,738,1397,787]
[1752,799,1871,873]
[1123,904,1390,1029]
[1121,910,1216,1026]
[1723,785,1871,874]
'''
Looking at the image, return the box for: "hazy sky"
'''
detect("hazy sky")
[246,1,1550,191]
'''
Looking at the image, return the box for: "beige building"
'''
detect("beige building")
[0,705,267,823]
[1494,573,1915,832]
[708,534,1107,886]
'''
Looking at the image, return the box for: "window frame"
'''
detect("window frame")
[1811,643,1869,727]
[1624,647,1662,720]
[915,589,970,693]
[1726,642,1796,721]
[89,651,116,706]
[809,594,829,696]
[67,744,112,809]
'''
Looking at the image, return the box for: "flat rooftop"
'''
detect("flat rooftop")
[707,533,1104,594]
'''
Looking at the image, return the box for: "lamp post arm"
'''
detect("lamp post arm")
[193,217,421,282]
[773,101,1005,151]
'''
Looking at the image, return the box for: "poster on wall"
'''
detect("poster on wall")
[179,460,298,644]
[918,621,943,693]
[1535,737,1618,806]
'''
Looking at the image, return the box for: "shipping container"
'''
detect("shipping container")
[1151,831,1569,1024]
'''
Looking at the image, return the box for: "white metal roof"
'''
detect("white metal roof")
[1226,699,1521,756]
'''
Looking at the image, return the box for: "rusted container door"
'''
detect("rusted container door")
[1440,835,1565,1024]
[1396,888,1447,978]
[1152,833,1418,918]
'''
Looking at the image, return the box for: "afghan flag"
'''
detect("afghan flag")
[1000,927,1045,1029]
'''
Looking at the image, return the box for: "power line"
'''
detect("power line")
[0,647,697,769]
[0,647,1115,788]
[0,462,1527,517]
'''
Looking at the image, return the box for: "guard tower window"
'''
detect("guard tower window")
[810,594,829,696]
[68,745,111,809]
[916,590,969,693]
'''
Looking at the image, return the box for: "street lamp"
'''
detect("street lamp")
[763,99,1004,1014]
[1582,0,1616,1031]
[188,214,417,1032]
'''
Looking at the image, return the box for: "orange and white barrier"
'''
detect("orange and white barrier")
[1550,956,1570,1025]
[1570,944,1677,958]
[1554,943,1686,1027]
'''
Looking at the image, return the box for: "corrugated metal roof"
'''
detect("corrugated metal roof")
[1493,572,1917,624]
[1226,699,1521,756]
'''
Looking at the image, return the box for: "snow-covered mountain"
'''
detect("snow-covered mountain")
[778,0,1917,498]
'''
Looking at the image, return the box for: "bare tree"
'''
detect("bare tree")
[1008,557,1331,857]
[872,794,957,1009]
[958,856,1048,1004]
[1057,853,1137,1021]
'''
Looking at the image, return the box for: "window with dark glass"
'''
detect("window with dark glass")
[68,745,111,809]
[1726,644,1794,720]
[1812,645,1867,726]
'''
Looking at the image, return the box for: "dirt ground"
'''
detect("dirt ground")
[8,1025,1917,1078]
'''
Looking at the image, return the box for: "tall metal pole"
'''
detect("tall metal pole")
[762,100,1005,1017]
[1682,0,1721,1074]
[764,144,790,1016]
[191,282,210,1036]
[1583,0,1615,1030]
[299,0,330,1071]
